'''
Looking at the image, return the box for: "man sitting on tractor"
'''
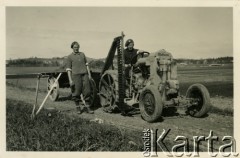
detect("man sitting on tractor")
[124,39,138,66]
[124,39,144,78]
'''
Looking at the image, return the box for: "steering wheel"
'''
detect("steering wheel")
[130,51,150,66]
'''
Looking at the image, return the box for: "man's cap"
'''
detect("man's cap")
[125,39,134,47]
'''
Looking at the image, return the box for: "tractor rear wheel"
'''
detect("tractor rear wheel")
[47,76,59,101]
[186,83,211,117]
[99,73,118,112]
[139,85,163,122]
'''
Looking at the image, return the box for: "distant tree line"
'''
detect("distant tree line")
[6,57,64,67]
[59,59,105,70]
[175,56,233,65]
[6,56,233,67]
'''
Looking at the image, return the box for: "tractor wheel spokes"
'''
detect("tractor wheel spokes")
[99,92,108,98]
[99,73,117,109]
[47,77,59,101]
[101,78,111,90]
[107,75,113,90]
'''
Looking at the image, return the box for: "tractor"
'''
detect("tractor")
[98,32,211,122]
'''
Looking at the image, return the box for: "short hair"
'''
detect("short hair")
[71,41,80,48]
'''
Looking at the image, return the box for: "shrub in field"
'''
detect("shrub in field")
[6,99,143,151]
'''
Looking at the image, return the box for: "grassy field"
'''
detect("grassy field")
[6,99,143,151]
[6,66,60,74]
[178,64,233,97]
[6,64,233,97]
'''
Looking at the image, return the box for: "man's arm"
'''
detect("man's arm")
[67,71,73,85]
[66,56,74,86]
[83,53,92,79]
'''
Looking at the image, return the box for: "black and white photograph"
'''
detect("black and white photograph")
[2,2,240,157]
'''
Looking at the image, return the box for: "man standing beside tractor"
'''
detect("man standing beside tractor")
[66,41,94,114]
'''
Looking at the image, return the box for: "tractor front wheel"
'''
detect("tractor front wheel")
[139,85,163,122]
[186,83,211,117]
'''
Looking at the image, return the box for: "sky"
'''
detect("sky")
[6,7,233,59]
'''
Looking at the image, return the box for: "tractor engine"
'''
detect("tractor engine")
[132,72,146,91]
[156,50,179,99]
[133,49,179,100]
[125,72,146,98]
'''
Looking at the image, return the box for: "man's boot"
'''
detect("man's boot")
[76,106,83,114]
[75,101,83,114]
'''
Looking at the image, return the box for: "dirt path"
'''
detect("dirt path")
[6,86,233,152]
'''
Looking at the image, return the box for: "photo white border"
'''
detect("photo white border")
[1,0,239,158]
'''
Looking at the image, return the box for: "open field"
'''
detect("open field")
[6,64,233,97]
[6,66,60,74]
[6,64,234,115]
[6,64,234,151]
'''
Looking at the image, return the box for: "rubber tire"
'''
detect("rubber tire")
[186,83,211,117]
[139,85,163,123]
[89,78,97,108]
[47,77,59,101]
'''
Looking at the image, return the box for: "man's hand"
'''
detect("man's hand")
[137,49,144,53]
[69,80,75,87]
[125,64,131,68]
[69,80,75,93]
